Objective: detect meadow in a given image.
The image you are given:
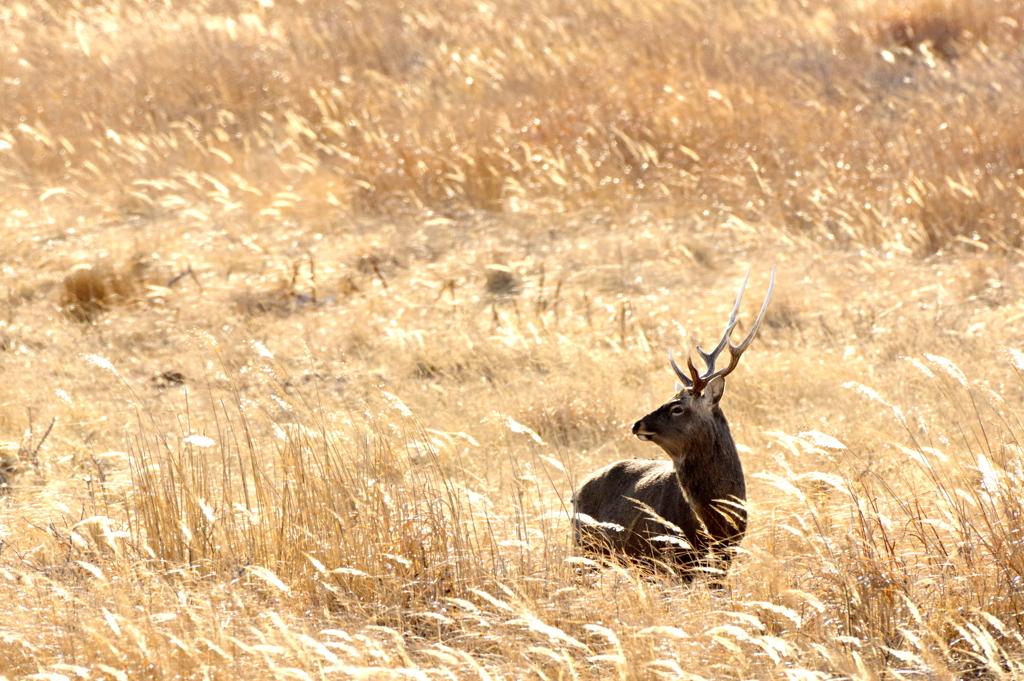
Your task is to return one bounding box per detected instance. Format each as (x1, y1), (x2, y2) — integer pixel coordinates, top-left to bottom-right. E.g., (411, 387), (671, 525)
(2, 0), (1024, 678)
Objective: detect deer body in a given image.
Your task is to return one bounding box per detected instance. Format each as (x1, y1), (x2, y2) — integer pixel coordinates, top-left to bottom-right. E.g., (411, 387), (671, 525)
(572, 269), (773, 580)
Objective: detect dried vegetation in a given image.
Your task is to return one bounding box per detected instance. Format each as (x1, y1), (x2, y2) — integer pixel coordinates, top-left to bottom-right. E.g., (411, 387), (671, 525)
(3, 0), (1024, 678)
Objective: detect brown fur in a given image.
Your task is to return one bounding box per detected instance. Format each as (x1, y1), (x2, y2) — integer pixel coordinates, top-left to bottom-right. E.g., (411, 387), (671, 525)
(572, 376), (747, 580)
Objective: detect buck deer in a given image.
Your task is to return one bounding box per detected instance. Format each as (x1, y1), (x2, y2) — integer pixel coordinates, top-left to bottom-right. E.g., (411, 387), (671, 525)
(572, 268), (775, 581)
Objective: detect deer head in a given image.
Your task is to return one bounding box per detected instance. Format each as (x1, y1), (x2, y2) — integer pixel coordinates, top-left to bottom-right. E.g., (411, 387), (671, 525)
(633, 267), (775, 451)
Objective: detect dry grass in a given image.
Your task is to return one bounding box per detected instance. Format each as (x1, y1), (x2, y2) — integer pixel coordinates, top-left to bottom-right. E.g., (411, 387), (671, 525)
(3, 0), (1024, 678)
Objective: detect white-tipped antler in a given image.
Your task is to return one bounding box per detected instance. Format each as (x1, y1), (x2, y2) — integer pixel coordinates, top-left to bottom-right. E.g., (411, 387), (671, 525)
(670, 266), (775, 395)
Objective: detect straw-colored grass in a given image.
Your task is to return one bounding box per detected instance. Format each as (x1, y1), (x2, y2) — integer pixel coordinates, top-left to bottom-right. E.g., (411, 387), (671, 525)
(3, 0), (1024, 678)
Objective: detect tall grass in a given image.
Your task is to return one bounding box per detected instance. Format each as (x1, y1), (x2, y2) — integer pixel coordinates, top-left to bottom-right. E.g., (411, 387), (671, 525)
(4, 0), (1024, 678)
(6, 281), (1024, 678)
(4, 0), (1024, 251)
(127, 355), (570, 620)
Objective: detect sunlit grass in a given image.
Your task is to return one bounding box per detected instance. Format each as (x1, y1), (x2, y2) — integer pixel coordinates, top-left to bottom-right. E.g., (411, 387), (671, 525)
(3, 0), (1024, 678)
(5, 0), (1024, 252)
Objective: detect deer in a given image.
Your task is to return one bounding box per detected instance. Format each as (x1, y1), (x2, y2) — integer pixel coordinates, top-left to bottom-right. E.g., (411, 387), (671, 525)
(572, 268), (775, 582)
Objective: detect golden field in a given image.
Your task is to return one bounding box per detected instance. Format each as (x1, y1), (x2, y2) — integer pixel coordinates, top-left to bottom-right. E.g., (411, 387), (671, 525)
(2, 0), (1024, 678)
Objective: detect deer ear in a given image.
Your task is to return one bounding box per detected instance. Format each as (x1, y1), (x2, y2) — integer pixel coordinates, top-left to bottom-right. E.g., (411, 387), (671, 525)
(675, 381), (686, 393)
(703, 375), (726, 406)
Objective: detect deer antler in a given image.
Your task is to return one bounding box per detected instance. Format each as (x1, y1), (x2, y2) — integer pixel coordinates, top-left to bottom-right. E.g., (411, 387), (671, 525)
(670, 267), (775, 396)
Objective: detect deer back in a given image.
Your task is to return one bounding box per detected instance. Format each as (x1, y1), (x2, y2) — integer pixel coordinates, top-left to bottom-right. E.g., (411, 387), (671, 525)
(573, 458), (703, 564)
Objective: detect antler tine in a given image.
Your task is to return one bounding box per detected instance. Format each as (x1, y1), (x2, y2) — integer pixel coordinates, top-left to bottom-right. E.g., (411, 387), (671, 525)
(668, 268), (774, 397)
(685, 355), (702, 387)
(668, 349), (693, 387)
(731, 266), (775, 355)
(695, 322), (736, 377)
(695, 268), (749, 378)
(704, 266), (776, 384)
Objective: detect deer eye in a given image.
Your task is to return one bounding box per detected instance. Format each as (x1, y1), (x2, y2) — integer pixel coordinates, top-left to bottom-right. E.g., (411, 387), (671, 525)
(669, 404), (685, 416)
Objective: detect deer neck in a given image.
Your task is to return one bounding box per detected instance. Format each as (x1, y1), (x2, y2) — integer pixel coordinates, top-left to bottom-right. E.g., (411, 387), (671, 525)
(669, 410), (746, 538)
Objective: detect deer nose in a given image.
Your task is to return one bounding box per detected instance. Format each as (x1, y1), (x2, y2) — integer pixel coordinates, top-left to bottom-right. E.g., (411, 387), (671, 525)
(632, 419), (653, 441)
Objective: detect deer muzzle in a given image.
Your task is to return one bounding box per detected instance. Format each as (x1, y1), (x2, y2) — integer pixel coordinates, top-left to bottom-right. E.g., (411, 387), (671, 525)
(632, 419), (653, 441)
